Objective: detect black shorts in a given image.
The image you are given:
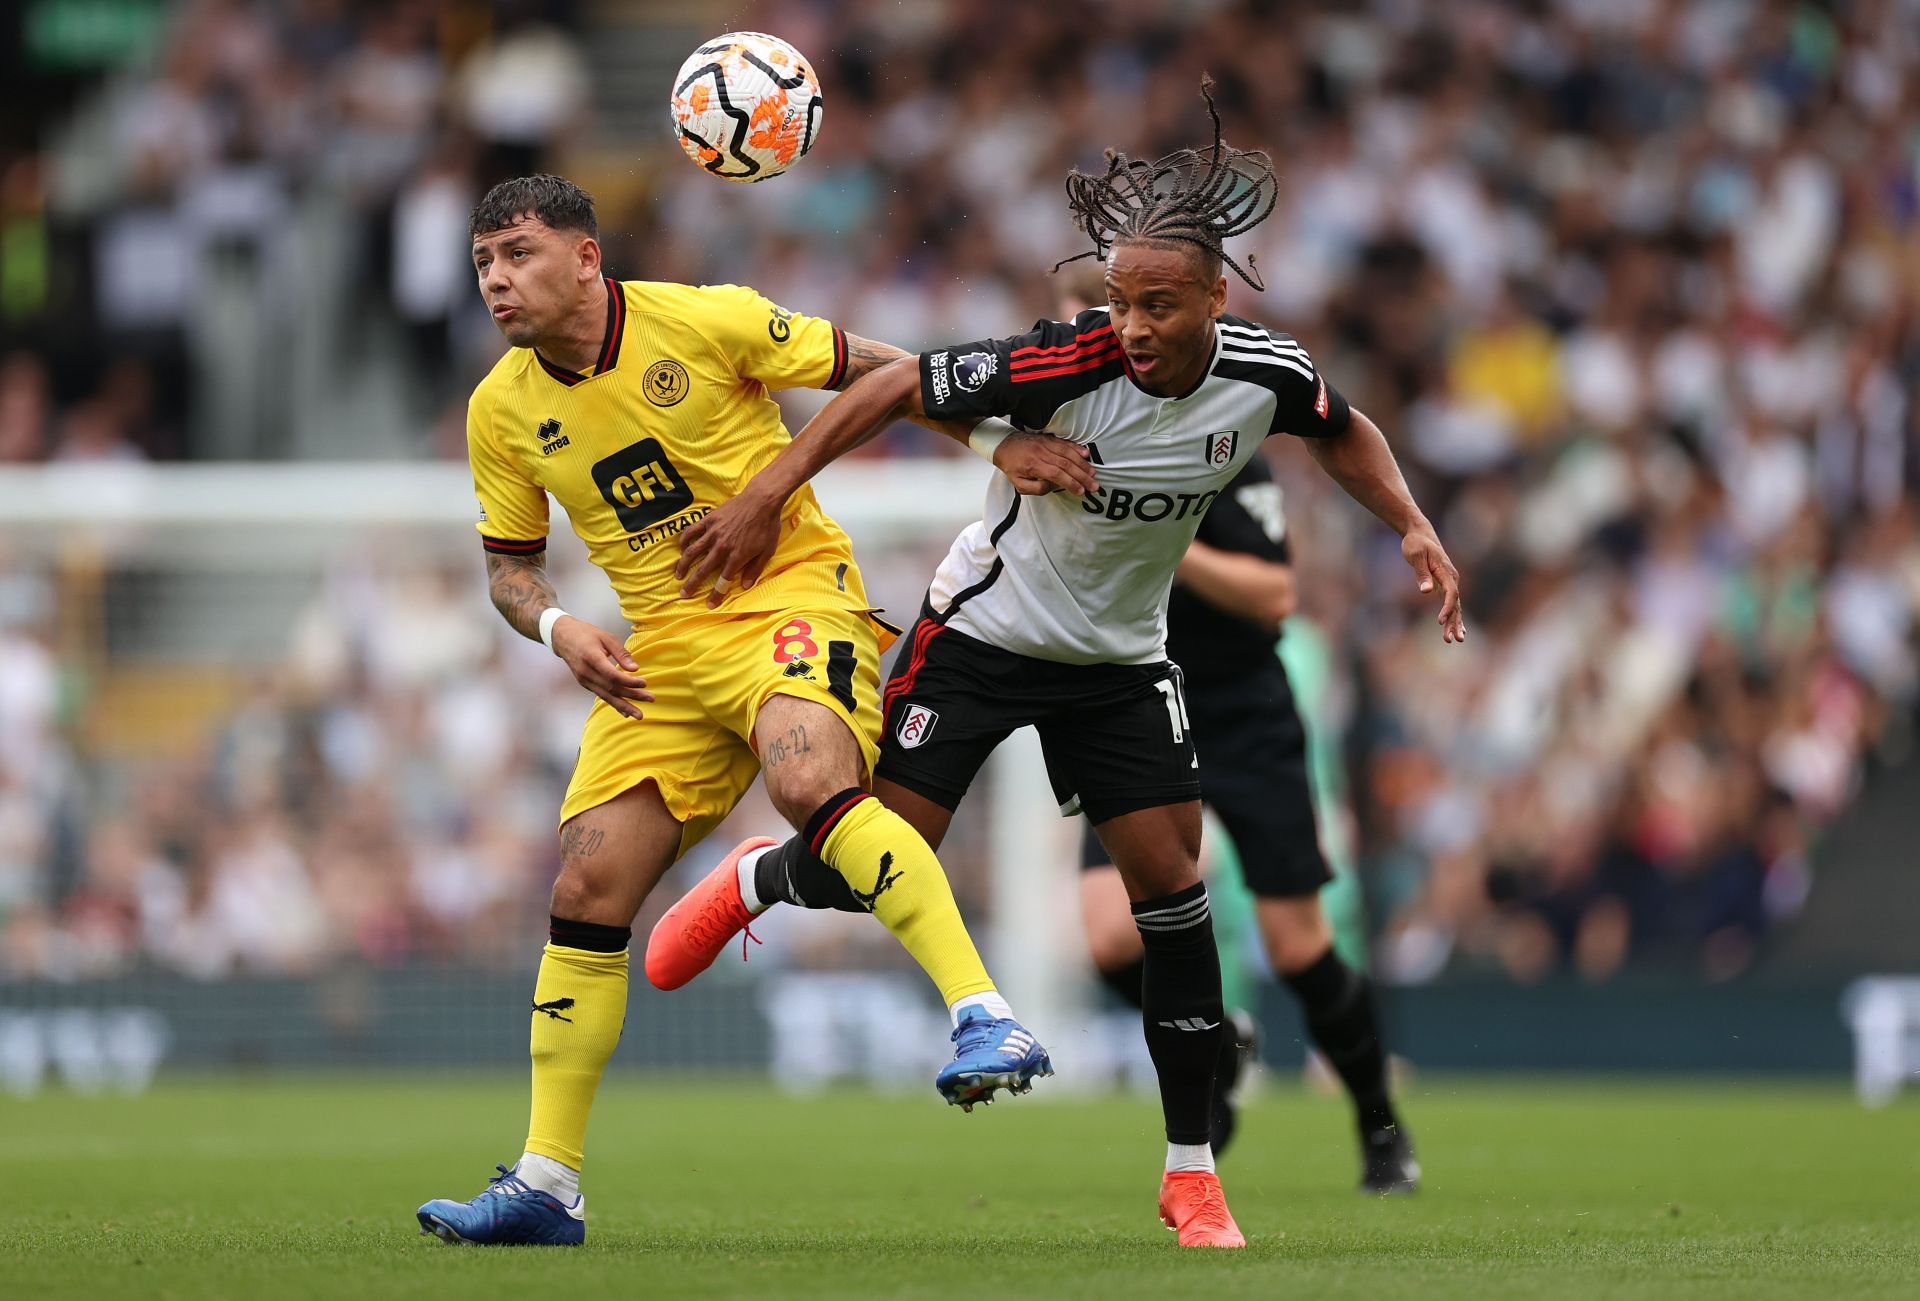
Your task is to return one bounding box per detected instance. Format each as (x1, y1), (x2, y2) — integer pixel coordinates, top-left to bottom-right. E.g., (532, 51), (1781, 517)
(877, 608), (1201, 825)
(1078, 659), (1331, 898)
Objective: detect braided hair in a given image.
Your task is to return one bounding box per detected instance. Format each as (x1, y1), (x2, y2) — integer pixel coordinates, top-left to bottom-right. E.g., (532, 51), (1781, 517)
(1057, 75), (1278, 290)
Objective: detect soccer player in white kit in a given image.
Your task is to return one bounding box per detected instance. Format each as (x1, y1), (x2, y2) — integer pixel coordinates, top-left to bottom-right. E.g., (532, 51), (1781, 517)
(661, 81), (1464, 1247)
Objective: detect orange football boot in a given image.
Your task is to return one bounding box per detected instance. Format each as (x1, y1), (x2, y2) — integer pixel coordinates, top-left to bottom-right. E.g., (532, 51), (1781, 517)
(1157, 1171), (1247, 1248)
(644, 836), (780, 990)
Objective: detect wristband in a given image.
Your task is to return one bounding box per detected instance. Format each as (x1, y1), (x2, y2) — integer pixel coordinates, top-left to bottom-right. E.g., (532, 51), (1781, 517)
(967, 419), (1012, 463)
(538, 607), (570, 652)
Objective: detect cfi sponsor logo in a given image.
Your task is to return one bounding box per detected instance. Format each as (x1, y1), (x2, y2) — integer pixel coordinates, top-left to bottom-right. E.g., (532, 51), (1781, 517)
(952, 350), (997, 393)
(593, 438), (694, 531)
(1203, 429), (1239, 469)
(895, 703), (938, 748)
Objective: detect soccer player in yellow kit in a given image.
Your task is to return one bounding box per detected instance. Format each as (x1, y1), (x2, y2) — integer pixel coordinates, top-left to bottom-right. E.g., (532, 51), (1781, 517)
(414, 176), (1071, 1246)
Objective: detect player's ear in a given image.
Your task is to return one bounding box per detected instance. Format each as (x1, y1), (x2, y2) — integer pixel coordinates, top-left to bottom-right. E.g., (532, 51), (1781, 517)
(1209, 274), (1227, 319)
(577, 236), (602, 282)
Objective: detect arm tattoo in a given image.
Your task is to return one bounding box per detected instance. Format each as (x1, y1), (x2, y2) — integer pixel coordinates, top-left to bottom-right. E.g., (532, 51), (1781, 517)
(486, 551), (560, 642)
(832, 334), (909, 390)
(837, 331), (978, 445)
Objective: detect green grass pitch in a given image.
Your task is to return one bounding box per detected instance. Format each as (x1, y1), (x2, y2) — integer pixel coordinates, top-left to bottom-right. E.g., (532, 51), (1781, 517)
(7, 1075), (1917, 1300)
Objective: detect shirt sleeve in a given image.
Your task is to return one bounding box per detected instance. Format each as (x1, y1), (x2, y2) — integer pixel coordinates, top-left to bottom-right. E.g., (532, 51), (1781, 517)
(1266, 346), (1351, 439)
(919, 311), (1119, 431)
(694, 283), (848, 391)
(468, 397), (549, 555)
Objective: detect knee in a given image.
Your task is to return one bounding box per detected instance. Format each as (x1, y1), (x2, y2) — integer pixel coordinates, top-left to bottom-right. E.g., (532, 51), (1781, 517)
(550, 860), (625, 924)
(1261, 898), (1335, 974)
(762, 765), (850, 831)
(1127, 857), (1202, 905)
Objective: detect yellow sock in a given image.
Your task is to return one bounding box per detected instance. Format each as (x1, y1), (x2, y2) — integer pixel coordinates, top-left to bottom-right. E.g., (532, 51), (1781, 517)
(813, 791), (997, 1005)
(525, 943), (628, 1171)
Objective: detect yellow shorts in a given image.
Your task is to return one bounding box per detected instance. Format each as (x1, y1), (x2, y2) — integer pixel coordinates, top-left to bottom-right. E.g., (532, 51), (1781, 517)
(560, 607), (897, 858)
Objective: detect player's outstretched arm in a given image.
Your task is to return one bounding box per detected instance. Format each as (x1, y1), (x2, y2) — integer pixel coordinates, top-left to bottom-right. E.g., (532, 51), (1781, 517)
(676, 356), (1095, 605)
(836, 333), (979, 445)
(486, 552), (655, 719)
(1304, 409), (1466, 643)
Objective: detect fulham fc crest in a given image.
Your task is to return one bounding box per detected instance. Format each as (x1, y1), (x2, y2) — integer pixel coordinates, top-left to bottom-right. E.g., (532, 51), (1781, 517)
(1203, 430), (1239, 469)
(896, 704), (939, 749)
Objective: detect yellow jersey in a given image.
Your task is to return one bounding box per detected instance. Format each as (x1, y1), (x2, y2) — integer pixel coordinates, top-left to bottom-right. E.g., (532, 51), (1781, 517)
(467, 277), (868, 627)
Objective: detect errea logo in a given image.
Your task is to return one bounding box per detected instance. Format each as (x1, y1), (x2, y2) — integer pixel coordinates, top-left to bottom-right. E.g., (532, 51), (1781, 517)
(536, 418), (571, 456)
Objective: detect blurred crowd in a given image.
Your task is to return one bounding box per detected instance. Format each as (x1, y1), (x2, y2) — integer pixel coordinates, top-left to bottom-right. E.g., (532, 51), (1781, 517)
(0, 0), (589, 458)
(0, 557), (581, 978)
(0, 539), (974, 981)
(2, 0), (1918, 984)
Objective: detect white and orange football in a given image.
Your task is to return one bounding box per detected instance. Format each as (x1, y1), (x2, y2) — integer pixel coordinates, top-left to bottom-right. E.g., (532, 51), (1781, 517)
(669, 32), (823, 183)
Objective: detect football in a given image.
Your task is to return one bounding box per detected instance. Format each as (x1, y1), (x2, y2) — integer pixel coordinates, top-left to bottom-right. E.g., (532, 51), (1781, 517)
(669, 32), (823, 183)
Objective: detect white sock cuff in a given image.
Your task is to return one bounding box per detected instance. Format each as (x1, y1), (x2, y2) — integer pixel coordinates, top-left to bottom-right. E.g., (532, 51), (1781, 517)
(517, 1151), (582, 1202)
(736, 844), (778, 914)
(949, 990), (1014, 1027)
(1165, 1141), (1215, 1174)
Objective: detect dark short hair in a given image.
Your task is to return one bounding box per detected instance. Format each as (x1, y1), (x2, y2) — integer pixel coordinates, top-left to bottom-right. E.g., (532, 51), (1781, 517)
(469, 175), (598, 242)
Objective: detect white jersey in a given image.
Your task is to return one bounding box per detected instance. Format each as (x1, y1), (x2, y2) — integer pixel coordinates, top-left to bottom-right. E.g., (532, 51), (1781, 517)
(917, 309), (1350, 664)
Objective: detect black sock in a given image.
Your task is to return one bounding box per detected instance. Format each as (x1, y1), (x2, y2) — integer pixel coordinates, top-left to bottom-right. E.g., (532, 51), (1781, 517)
(1284, 946), (1397, 1133)
(753, 836), (866, 913)
(1101, 958), (1240, 1086)
(548, 915), (631, 952)
(1133, 883), (1224, 1147)
(1097, 957), (1145, 1009)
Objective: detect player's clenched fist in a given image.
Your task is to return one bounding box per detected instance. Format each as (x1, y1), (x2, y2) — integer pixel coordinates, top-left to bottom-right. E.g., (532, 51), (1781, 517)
(547, 615), (655, 720)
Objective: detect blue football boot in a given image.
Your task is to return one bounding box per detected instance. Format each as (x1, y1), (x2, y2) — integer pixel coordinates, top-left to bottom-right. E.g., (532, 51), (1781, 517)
(416, 1163), (585, 1246)
(935, 1006), (1054, 1112)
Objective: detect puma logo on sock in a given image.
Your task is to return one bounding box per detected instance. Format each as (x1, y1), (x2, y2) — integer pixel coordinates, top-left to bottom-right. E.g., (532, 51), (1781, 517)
(851, 851), (903, 911)
(532, 997), (576, 1022)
